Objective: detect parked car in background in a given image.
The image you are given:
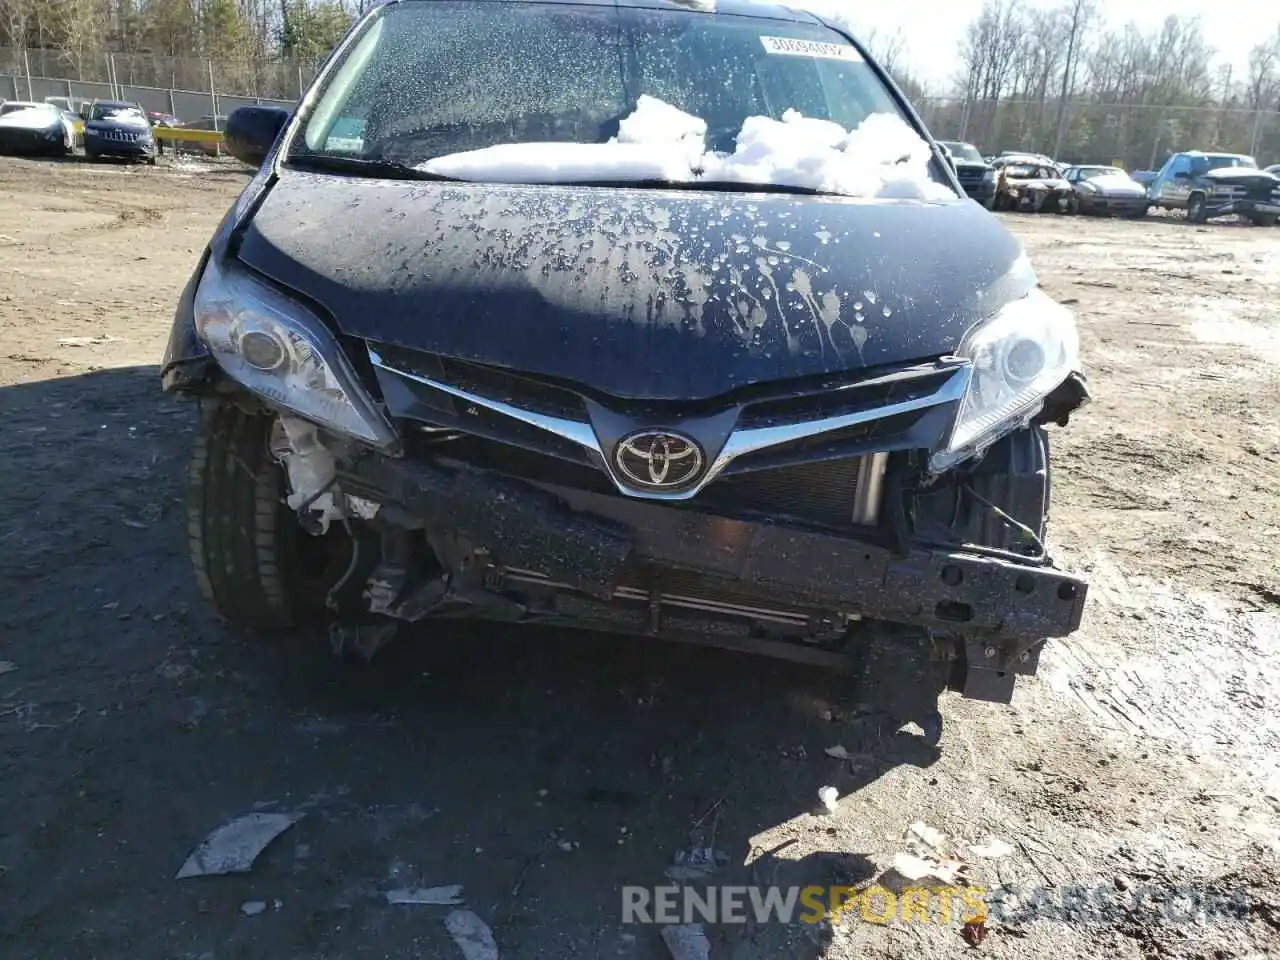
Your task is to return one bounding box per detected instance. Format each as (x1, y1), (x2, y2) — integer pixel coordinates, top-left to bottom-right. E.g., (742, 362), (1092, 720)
(177, 114), (229, 157)
(994, 161), (1073, 213)
(1062, 165), (1148, 218)
(937, 139), (995, 208)
(146, 111), (183, 154)
(162, 0), (1090, 715)
(1147, 151), (1280, 226)
(0, 101), (76, 157)
(84, 100), (157, 164)
(1266, 163), (1280, 176)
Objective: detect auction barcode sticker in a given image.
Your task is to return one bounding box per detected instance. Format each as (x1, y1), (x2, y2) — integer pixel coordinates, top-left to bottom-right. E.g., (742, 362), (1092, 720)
(759, 36), (863, 61)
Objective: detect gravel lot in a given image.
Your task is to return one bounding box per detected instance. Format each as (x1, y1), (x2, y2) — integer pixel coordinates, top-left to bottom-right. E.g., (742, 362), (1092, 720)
(1, 156), (1277, 960)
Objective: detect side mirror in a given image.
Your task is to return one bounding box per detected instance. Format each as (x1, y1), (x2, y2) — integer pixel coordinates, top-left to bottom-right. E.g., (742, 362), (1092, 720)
(224, 105), (291, 168)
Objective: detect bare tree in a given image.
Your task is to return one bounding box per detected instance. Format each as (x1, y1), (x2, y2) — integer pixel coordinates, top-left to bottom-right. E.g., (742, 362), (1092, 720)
(1050, 0), (1095, 158)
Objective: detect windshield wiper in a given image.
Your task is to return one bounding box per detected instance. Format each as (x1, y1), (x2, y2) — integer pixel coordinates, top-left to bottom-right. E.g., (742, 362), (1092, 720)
(286, 153), (462, 182)
(553, 177), (826, 195)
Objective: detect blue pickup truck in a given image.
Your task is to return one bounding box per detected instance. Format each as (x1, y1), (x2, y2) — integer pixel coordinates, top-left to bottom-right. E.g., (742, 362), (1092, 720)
(1147, 151), (1280, 225)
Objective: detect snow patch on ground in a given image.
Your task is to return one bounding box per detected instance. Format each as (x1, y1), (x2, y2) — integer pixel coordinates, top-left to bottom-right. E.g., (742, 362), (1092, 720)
(421, 96), (952, 201)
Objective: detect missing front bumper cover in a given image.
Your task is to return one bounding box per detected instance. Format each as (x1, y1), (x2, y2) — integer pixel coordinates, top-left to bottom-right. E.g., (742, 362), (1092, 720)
(338, 455), (1087, 651)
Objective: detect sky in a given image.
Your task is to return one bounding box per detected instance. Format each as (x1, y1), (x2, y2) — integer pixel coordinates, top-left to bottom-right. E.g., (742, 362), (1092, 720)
(817, 0), (1269, 94)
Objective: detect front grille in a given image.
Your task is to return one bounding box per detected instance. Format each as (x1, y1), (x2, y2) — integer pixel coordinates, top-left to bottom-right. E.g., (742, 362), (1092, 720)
(95, 129), (141, 142)
(1246, 179), (1277, 202)
(737, 366), (955, 428)
(375, 344), (586, 419)
(374, 345), (959, 518)
(700, 456), (863, 526)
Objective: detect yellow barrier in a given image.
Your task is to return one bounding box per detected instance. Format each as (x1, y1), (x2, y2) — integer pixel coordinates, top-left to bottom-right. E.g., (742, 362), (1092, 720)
(152, 126), (226, 144)
(66, 121), (223, 144)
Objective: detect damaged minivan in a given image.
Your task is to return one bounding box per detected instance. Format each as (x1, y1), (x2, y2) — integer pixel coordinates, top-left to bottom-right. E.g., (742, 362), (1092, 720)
(161, 0), (1090, 718)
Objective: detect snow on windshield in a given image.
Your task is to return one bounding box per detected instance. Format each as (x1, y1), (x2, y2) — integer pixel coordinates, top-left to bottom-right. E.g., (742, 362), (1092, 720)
(94, 107), (148, 126)
(421, 96), (953, 201)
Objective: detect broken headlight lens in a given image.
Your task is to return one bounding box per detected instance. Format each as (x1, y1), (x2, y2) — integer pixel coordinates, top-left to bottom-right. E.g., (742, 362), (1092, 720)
(193, 255), (397, 449)
(930, 287), (1079, 472)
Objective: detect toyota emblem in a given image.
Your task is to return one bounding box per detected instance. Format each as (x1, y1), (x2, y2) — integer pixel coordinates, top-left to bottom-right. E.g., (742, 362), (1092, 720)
(614, 431), (705, 490)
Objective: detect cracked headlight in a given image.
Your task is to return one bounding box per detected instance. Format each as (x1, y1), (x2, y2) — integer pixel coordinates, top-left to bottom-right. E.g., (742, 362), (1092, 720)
(194, 255), (398, 448)
(931, 287), (1080, 472)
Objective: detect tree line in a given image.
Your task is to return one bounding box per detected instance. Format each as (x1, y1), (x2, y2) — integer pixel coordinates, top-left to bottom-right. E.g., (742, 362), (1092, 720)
(882, 1), (1280, 167)
(2, 0), (1278, 166)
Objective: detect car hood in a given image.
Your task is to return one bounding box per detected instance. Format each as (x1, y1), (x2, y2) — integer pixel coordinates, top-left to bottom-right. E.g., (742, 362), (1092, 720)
(1084, 174), (1145, 194)
(86, 117), (148, 132)
(1010, 177), (1070, 190)
(235, 170), (1029, 400)
(1202, 167), (1276, 183)
(0, 109), (60, 131)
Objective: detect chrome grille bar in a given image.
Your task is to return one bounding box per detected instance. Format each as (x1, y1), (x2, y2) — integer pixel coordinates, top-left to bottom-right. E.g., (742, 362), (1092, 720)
(369, 346), (969, 502)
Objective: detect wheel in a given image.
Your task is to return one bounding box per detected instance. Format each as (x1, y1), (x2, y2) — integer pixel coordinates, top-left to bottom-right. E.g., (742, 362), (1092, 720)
(1186, 193), (1207, 223)
(186, 399), (356, 629)
(1251, 213), (1278, 227)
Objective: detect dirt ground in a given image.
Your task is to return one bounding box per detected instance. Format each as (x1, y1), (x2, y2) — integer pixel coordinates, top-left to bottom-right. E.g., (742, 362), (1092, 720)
(0, 156), (1277, 960)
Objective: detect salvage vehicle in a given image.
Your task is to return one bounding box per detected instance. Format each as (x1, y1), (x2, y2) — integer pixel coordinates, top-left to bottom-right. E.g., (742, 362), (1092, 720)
(0, 101), (77, 157)
(993, 161), (1073, 213)
(84, 100), (157, 164)
(1062, 165), (1148, 218)
(937, 140), (995, 208)
(161, 0), (1090, 719)
(1147, 151), (1280, 226)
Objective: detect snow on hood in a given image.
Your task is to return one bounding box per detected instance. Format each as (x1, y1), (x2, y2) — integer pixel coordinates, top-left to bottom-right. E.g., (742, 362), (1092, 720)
(0, 107), (62, 131)
(421, 97), (953, 202)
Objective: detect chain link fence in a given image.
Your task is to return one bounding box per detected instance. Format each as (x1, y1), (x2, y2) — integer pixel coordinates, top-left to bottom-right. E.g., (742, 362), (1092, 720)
(3, 45), (1279, 169)
(1, 46), (314, 124)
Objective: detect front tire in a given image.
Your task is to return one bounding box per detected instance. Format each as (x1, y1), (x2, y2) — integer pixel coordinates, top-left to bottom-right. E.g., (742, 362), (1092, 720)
(186, 400), (354, 629)
(1186, 193), (1207, 223)
(1251, 213), (1278, 227)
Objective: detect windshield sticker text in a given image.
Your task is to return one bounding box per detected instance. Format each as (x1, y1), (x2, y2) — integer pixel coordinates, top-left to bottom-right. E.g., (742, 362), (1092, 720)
(759, 36), (863, 62)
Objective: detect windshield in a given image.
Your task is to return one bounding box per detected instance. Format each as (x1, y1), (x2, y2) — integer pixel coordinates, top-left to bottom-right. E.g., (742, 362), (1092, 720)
(941, 141), (983, 163)
(290, 1), (950, 198)
(1191, 154), (1257, 174)
(91, 104), (146, 123)
(1078, 166), (1122, 178)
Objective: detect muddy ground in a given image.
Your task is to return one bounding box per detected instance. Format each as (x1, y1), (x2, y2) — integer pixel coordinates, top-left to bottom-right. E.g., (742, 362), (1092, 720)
(0, 156), (1277, 960)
